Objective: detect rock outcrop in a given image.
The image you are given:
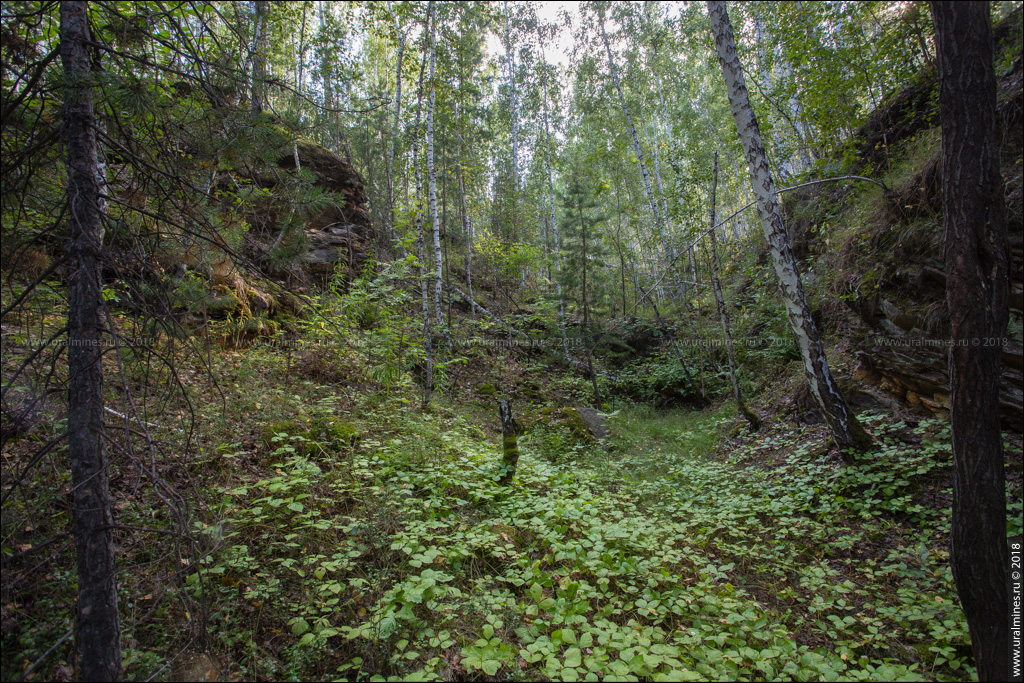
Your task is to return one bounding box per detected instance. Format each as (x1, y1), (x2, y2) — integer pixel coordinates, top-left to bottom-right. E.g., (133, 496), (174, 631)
(276, 141), (374, 279)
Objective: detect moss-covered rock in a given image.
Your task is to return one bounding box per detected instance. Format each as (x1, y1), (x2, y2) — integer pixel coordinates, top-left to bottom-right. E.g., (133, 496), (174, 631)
(523, 405), (594, 442)
(310, 417), (359, 446)
(277, 291), (305, 315)
(205, 291), (243, 317)
(475, 382), (497, 397)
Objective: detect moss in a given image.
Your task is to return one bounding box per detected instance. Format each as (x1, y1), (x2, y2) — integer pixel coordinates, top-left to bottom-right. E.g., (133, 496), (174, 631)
(525, 405), (594, 442)
(499, 434), (521, 485)
(205, 291), (242, 317)
(475, 382), (497, 397)
(277, 291), (305, 315)
(310, 417), (359, 446)
(243, 314), (278, 336)
(559, 407), (594, 441)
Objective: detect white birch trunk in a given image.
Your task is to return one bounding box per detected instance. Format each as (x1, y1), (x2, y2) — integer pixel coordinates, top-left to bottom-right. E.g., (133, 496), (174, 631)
(504, 1), (518, 187)
(708, 153), (758, 429)
(456, 118), (475, 320)
(411, 3), (433, 402)
(426, 16), (443, 328)
(655, 71), (700, 295)
(386, 1), (406, 255)
(708, 0), (867, 450)
(598, 11), (671, 272)
(538, 34), (570, 359)
(251, 0), (267, 113)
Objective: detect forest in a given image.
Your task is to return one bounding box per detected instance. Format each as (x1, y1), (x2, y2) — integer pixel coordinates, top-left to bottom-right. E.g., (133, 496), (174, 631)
(1, 0), (1022, 681)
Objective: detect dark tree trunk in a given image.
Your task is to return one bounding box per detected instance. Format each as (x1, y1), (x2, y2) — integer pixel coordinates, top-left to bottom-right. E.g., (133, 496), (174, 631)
(60, 2), (122, 680)
(932, 3), (1010, 680)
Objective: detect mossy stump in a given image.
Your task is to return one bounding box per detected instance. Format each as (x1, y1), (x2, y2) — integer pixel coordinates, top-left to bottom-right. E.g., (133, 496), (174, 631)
(498, 399), (522, 485)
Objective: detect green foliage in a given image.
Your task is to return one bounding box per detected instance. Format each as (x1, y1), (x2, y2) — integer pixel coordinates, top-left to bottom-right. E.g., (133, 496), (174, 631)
(614, 351), (705, 405)
(178, 392), (996, 681)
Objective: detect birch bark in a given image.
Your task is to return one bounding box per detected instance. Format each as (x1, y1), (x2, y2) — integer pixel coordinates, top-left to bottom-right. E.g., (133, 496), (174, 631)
(598, 9), (674, 285)
(538, 31), (570, 358)
(387, 1), (406, 255)
(708, 153), (759, 430)
(504, 1), (519, 187)
(411, 3), (434, 403)
(708, 0), (868, 452)
(426, 13), (443, 328)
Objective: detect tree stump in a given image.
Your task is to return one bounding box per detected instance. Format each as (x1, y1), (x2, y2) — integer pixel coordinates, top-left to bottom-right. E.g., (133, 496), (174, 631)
(498, 399), (522, 485)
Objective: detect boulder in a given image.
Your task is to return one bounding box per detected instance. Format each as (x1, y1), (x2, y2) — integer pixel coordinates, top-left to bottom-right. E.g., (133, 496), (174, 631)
(574, 406), (608, 440)
(277, 141), (374, 279)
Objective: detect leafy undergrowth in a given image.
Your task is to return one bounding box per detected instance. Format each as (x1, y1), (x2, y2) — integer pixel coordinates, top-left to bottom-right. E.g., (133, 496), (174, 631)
(4, 273), (1018, 682)
(167, 392), (1016, 682)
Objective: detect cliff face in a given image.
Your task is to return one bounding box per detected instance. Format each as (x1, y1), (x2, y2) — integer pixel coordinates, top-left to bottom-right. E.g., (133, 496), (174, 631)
(782, 8), (1023, 428)
(276, 141), (375, 279)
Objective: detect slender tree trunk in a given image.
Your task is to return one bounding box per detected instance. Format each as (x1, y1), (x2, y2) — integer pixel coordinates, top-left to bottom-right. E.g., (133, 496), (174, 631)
(457, 121), (475, 320)
(598, 9), (676, 292)
(708, 153), (759, 430)
(655, 70), (700, 296)
(386, 1), (406, 255)
(426, 11), (443, 329)
(251, 0), (268, 113)
(443, 150), (451, 328)
(60, 3), (122, 680)
(411, 3), (433, 405)
(614, 185), (627, 314)
(578, 198), (602, 406)
(504, 1), (518, 188)
(292, 1), (307, 170)
(538, 33), (570, 358)
(932, 3), (1010, 680)
(640, 108), (682, 292)
(708, 0), (870, 453)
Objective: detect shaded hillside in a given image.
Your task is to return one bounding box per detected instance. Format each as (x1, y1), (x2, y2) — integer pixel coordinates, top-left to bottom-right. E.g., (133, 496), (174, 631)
(778, 7), (1023, 428)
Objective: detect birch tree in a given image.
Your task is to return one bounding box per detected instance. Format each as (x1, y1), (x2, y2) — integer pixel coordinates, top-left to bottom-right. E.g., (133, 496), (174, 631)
(708, 153), (759, 430)
(61, 2), (122, 679)
(504, 1), (519, 188)
(538, 22), (570, 358)
(251, 0), (268, 113)
(386, 0), (406, 254)
(410, 3), (434, 404)
(426, 8), (443, 328)
(597, 5), (679, 296)
(707, 0), (871, 453)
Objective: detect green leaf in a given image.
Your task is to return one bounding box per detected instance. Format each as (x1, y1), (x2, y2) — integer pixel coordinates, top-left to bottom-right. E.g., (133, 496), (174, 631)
(564, 647), (582, 668)
(291, 618), (310, 635)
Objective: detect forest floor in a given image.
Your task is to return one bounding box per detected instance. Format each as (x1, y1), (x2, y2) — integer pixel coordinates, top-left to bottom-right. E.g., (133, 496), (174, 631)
(99, 345), (1024, 680)
(2, 260), (1022, 683)
(3, 282), (1022, 683)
